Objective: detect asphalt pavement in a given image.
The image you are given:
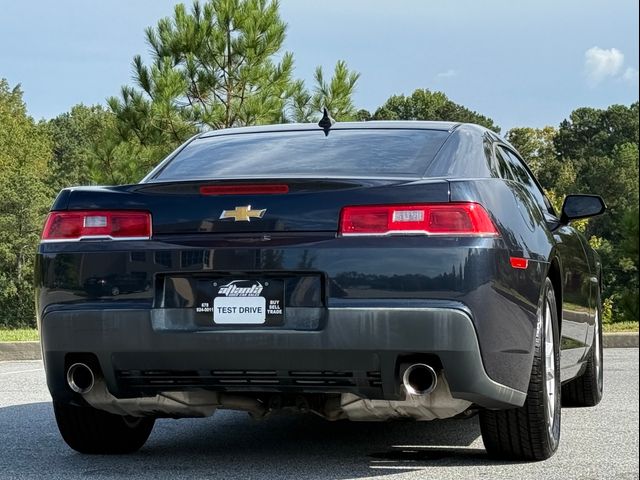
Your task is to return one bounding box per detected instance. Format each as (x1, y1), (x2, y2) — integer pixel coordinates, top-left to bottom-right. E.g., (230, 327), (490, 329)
(0, 349), (638, 479)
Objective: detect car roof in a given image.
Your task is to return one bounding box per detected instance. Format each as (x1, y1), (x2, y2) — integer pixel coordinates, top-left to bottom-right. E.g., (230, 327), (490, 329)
(198, 120), (462, 138)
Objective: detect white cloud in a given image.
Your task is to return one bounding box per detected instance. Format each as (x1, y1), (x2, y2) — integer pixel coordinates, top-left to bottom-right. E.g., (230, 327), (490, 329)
(436, 69), (457, 79)
(584, 47), (624, 86)
(622, 67), (639, 85)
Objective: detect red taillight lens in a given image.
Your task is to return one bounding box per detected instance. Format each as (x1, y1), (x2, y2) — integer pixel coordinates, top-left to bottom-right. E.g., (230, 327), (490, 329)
(41, 211), (152, 242)
(339, 203), (498, 236)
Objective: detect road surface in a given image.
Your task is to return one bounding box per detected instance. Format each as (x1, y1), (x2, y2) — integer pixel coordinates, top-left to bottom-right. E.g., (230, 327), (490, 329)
(0, 349), (638, 479)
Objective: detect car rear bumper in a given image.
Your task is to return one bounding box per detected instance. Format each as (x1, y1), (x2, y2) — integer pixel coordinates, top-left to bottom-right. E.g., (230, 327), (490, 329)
(40, 302), (527, 409)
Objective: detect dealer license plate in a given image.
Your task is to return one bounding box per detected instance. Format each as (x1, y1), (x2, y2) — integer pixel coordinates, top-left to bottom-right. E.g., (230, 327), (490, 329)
(211, 279), (284, 325)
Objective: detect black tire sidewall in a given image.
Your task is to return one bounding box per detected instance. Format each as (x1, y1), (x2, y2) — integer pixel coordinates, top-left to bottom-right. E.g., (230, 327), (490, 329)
(594, 291), (604, 399)
(53, 402), (155, 454)
(541, 279), (561, 451)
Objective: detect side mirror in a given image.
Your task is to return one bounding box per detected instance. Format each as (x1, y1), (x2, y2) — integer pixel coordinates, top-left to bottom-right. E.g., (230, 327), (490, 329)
(561, 195), (606, 224)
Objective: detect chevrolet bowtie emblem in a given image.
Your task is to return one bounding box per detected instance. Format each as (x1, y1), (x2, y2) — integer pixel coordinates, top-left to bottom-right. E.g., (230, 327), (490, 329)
(219, 205), (266, 222)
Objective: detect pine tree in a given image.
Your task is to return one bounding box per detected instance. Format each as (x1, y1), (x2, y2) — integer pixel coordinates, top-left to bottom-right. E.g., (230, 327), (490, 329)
(288, 61), (361, 122)
(109, 0), (361, 150)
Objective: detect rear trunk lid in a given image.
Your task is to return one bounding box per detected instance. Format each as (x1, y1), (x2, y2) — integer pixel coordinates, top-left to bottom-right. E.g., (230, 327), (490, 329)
(59, 178), (450, 234)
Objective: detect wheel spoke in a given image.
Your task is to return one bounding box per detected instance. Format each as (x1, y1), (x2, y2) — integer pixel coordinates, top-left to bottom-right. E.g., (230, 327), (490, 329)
(544, 300), (556, 429)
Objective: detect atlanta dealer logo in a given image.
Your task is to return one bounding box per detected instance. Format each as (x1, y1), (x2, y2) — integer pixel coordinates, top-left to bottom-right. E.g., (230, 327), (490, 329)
(217, 280), (264, 297)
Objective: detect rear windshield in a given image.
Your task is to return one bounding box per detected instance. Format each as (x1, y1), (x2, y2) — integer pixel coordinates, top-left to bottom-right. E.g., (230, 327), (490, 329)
(153, 129), (450, 180)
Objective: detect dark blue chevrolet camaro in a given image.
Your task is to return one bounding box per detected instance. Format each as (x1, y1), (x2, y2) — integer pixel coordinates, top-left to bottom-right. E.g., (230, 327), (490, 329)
(36, 121), (606, 460)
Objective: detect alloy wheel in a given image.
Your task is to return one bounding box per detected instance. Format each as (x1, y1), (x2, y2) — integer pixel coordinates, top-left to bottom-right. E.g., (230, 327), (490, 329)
(544, 299), (557, 432)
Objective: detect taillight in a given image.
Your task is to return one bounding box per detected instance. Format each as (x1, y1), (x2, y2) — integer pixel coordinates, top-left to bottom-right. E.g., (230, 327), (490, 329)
(41, 211), (152, 242)
(339, 203), (498, 236)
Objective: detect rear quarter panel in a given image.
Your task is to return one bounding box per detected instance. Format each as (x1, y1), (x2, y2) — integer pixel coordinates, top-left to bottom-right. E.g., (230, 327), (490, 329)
(450, 179), (552, 387)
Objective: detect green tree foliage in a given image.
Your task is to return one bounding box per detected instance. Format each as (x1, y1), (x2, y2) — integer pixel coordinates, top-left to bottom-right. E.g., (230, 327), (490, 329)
(110, 0), (359, 135)
(373, 89), (500, 132)
(105, 0), (361, 182)
(555, 104), (639, 160)
(46, 104), (110, 190)
(354, 109), (372, 121)
(111, 0), (292, 136)
(509, 103), (639, 322)
(87, 130), (176, 185)
(555, 106), (639, 322)
(0, 80), (52, 327)
(46, 105), (169, 186)
(287, 61), (361, 122)
(616, 208), (639, 322)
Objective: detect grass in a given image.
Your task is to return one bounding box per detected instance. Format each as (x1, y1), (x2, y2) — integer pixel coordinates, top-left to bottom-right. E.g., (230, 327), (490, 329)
(604, 321), (639, 333)
(0, 328), (39, 342)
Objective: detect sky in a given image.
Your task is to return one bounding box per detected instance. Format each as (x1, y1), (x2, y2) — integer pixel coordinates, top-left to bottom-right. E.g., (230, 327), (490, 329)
(0, 0), (638, 132)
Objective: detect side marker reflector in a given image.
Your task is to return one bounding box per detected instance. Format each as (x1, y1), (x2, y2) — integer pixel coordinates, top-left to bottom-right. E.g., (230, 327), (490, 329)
(510, 257), (529, 269)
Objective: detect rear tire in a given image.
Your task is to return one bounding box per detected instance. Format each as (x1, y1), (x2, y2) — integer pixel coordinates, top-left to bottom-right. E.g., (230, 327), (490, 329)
(562, 297), (603, 407)
(53, 402), (155, 454)
(479, 278), (561, 461)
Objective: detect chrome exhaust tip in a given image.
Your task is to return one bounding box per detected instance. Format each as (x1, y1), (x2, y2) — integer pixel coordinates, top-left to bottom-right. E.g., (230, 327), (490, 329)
(66, 363), (95, 394)
(402, 363), (438, 396)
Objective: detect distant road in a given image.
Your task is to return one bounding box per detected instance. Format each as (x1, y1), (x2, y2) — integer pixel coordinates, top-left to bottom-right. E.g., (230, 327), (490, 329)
(1, 349), (638, 480)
